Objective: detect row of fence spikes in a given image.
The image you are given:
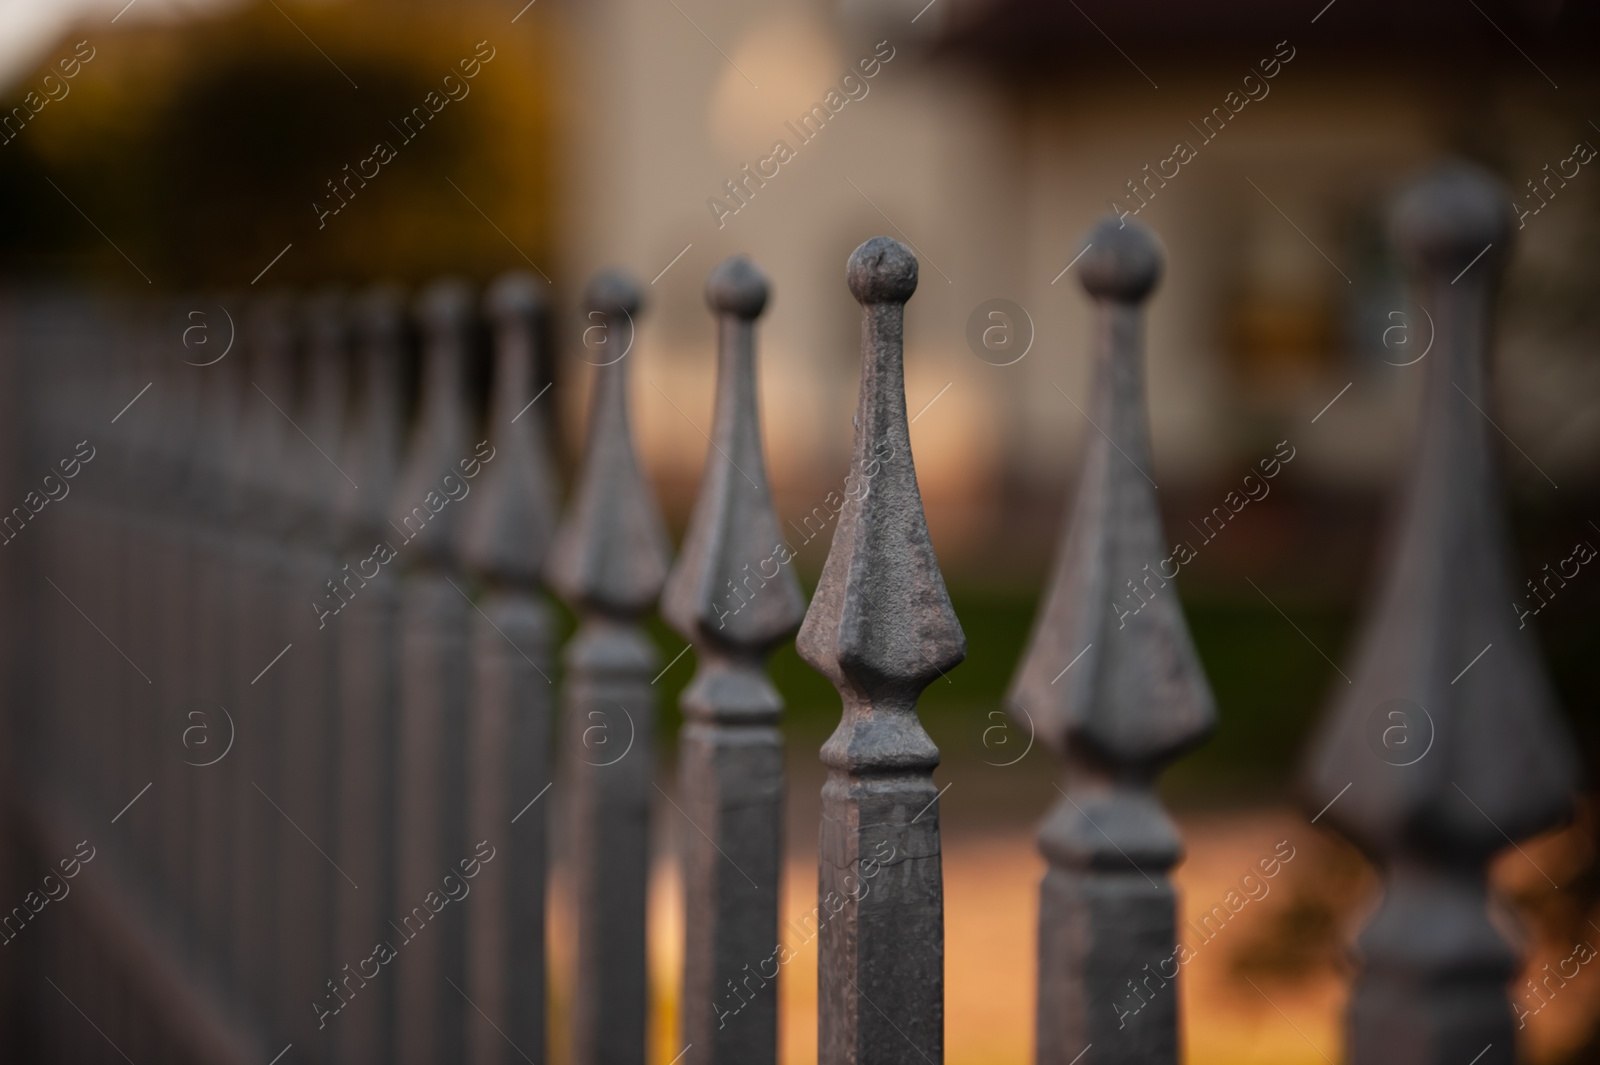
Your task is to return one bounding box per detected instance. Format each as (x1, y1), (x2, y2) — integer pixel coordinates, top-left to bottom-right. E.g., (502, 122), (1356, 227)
(12, 158), (1574, 1065)
(18, 271), (568, 1065)
(1007, 161), (1576, 1065)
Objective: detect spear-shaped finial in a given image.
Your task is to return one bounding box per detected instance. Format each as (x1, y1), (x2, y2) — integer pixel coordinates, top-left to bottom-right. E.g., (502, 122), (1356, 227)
(1304, 162), (1577, 1065)
(549, 269), (671, 1065)
(239, 291), (300, 539)
(393, 277), (480, 1064)
(331, 282), (407, 1065)
(390, 277), (476, 570)
(1008, 216), (1214, 1065)
(663, 256), (804, 654)
(663, 256), (805, 1065)
(799, 238), (964, 702)
(299, 287), (351, 537)
(798, 236), (964, 1065)
(546, 271), (670, 613)
(458, 271), (562, 1063)
(460, 271), (560, 588)
(336, 282), (407, 550)
(232, 290), (302, 1026)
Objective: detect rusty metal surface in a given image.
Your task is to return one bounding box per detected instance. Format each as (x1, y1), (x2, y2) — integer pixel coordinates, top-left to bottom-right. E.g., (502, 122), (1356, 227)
(1008, 217), (1216, 1065)
(547, 269), (671, 1065)
(662, 255), (806, 1065)
(798, 236), (966, 1065)
(1304, 162), (1579, 1065)
(461, 271), (560, 1065)
(0, 169), (1582, 1065)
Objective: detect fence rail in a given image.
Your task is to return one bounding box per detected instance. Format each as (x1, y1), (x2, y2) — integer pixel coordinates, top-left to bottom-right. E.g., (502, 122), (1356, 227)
(0, 160), (1576, 1065)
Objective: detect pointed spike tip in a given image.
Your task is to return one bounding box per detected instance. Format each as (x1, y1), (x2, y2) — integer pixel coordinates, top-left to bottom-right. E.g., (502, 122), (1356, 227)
(705, 255), (769, 319)
(486, 270), (546, 322)
(417, 276), (476, 330)
(1079, 217), (1162, 301)
(1393, 161), (1513, 277)
(847, 236), (918, 304)
(585, 269), (644, 317)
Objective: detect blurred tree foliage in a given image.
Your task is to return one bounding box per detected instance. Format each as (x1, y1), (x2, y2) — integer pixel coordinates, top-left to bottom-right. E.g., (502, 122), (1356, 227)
(0, 0), (559, 288)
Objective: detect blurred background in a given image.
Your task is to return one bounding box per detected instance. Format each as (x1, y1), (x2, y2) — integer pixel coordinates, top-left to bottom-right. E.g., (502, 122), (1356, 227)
(2, 0), (1598, 1063)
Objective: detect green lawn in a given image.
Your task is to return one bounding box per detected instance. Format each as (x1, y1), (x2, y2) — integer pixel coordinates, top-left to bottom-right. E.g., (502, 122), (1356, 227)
(562, 573), (1595, 811)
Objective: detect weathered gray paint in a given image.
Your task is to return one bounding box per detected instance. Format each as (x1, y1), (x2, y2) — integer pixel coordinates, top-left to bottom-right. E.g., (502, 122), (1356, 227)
(150, 316), (201, 972)
(662, 256), (806, 1065)
(187, 320), (241, 989)
(238, 292), (298, 1047)
(546, 269), (671, 1065)
(1304, 162), (1579, 1065)
(10, 168), (1590, 1065)
(459, 271), (561, 1065)
(392, 279), (478, 1065)
(797, 237), (966, 1065)
(1007, 217), (1215, 1065)
(333, 283), (408, 1065)
(275, 288), (349, 1065)
(203, 301), (253, 990)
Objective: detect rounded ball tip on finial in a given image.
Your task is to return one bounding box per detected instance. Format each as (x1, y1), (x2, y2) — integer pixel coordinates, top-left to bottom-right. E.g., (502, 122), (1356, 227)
(705, 255), (770, 318)
(486, 270), (546, 323)
(847, 236), (918, 304)
(585, 269), (644, 318)
(1392, 161), (1513, 278)
(417, 276), (476, 332)
(1078, 217), (1163, 301)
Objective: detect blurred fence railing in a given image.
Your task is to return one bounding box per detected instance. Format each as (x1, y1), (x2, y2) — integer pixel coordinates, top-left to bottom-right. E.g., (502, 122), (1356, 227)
(0, 160), (1575, 1065)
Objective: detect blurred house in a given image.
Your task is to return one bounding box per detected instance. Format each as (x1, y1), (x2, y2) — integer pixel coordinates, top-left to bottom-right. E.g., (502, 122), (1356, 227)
(555, 0), (1600, 572)
(0, 0), (1594, 577)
